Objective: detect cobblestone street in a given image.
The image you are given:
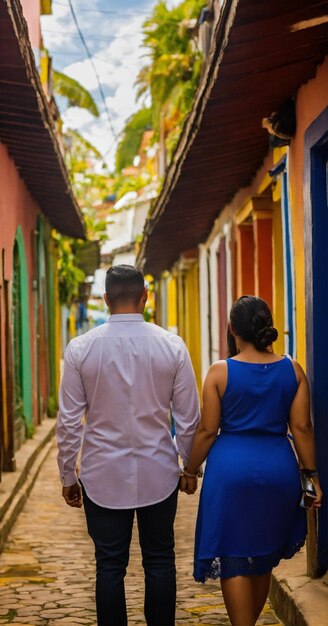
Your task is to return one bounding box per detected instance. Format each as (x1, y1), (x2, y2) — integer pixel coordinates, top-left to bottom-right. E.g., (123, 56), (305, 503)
(0, 443), (282, 626)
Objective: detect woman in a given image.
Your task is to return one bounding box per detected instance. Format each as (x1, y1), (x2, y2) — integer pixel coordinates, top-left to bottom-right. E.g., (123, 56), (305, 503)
(180, 295), (323, 626)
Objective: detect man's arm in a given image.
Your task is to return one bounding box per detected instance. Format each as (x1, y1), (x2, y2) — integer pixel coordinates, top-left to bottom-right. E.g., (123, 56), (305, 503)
(57, 342), (87, 507)
(171, 341), (200, 466)
(180, 361), (223, 495)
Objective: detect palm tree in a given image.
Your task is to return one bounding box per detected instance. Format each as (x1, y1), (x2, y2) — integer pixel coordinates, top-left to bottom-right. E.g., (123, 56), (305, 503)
(135, 0), (204, 157)
(53, 70), (99, 117)
(115, 108), (152, 172)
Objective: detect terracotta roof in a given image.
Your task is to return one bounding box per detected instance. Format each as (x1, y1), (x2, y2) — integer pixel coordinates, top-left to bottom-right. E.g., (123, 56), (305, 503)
(138, 0), (328, 277)
(0, 0), (85, 239)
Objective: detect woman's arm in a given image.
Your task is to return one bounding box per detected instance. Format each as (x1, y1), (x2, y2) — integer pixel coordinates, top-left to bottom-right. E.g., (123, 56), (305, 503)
(289, 361), (323, 508)
(180, 361), (226, 494)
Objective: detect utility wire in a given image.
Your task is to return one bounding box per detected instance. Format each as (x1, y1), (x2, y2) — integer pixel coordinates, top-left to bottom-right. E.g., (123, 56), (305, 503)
(67, 0), (118, 142)
(53, 1), (151, 14)
(46, 49), (142, 70)
(42, 28), (144, 41)
(52, 1), (183, 24)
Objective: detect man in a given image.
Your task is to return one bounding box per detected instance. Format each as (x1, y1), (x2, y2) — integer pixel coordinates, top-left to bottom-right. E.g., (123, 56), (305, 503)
(57, 265), (200, 626)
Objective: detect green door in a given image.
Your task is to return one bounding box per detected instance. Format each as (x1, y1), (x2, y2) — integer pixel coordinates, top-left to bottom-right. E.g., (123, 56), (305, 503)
(12, 242), (25, 449)
(12, 228), (33, 448)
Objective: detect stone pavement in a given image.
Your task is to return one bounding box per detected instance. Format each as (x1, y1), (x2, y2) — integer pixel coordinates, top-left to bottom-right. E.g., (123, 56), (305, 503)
(0, 443), (282, 626)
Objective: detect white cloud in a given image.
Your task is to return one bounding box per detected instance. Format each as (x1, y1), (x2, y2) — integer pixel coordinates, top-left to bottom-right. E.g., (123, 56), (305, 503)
(41, 1), (157, 169)
(62, 60), (103, 91)
(62, 107), (96, 129)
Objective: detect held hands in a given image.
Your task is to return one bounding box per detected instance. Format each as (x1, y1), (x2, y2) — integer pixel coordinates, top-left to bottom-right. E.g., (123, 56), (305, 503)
(312, 477), (323, 509)
(62, 482), (83, 508)
(179, 469), (198, 495)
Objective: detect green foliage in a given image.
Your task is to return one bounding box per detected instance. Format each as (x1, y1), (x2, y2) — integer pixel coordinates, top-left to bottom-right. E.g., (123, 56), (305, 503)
(55, 235), (86, 305)
(56, 130), (110, 306)
(135, 0), (204, 149)
(53, 70), (99, 117)
(112, 172), (152, 201)
(26, 423), (36, 438)
(112, 1), (204, 201)
(47, 395), (57, 418)
(64, 130), (111, 221)
(115, 108), (152, 172)
(67, 129), (102, 159)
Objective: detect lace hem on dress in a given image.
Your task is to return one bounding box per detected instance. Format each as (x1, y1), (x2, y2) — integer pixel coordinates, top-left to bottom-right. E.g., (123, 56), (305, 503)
(194, 539), (305, 582)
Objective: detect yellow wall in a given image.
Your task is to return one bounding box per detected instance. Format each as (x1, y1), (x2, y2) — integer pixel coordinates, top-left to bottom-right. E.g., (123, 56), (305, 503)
(182, 263), (202, 394)
(41, 0), (52, 15)
(154, 267), (201, 392)
(166, 275), (178, 333)
(177, 271), (186, 340)
(69, 304), (77, 339)
(270, 149), (286, 355)
(272, 197), (285, 355)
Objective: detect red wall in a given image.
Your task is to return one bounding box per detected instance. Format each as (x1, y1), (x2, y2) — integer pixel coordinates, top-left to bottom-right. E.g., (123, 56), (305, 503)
(0, 143), (40, 422)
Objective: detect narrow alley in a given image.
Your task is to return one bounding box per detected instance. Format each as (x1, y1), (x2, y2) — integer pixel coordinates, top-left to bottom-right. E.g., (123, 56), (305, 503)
(1, 2), (327, 625)
(0, 444), (281, 626)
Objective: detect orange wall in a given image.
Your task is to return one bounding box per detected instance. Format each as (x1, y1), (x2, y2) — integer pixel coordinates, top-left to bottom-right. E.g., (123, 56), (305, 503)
(288, 56), (328, 369)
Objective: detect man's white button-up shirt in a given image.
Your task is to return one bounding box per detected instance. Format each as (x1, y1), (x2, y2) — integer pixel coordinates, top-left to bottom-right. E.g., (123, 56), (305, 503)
(57, 314), (200, 509)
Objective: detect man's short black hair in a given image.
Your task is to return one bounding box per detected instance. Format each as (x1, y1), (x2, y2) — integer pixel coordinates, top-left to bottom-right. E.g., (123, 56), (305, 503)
(105, 264), (145, 306)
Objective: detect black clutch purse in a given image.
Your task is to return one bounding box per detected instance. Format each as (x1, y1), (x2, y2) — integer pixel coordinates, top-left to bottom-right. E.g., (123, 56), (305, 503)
(299, 470), (317, 509)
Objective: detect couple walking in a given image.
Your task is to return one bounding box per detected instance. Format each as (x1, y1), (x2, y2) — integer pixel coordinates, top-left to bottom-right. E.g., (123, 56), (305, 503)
(57, 264), (322, 626)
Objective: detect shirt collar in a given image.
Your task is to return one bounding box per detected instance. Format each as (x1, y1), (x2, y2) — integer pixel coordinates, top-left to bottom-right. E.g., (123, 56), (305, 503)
(108, 314), (144, 323)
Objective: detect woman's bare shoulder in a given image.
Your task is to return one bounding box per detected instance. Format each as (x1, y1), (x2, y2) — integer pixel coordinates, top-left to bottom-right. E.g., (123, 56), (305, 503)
(289, 358), (307, 384)
(209, 359), (227, 372)
(206, 360), (227, 382)
(206, 360), (228, 397)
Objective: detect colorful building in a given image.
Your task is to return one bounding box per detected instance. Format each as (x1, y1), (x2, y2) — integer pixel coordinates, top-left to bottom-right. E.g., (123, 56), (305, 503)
(0, 0), (85, 474)
(138, 0), (328, 581)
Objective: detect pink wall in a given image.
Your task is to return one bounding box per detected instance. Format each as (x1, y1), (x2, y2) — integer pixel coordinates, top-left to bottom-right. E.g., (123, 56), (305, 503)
(0, 144), (39, 279)
(20, 0), (41, 51)
(0, 143), (40, 421)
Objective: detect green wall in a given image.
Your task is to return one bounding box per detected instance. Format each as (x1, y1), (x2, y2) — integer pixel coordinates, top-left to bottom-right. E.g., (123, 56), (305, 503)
(38, 217), (56, 415)
(15, 226), (33, 432)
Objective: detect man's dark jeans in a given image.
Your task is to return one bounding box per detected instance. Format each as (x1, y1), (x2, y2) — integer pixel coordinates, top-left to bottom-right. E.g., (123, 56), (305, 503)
(81, 483), (179, 626)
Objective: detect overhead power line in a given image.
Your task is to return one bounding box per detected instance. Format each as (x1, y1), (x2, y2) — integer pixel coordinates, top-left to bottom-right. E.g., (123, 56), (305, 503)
(42, 28), (143, 41)
(45, 49), (142, 70)
(52, 1), (184, 23)
(66, 0), (118, 142)
(53, 1), (151, 14)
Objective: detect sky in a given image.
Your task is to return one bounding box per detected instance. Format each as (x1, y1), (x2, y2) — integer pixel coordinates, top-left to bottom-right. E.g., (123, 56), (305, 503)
(41, 0), (180, 170)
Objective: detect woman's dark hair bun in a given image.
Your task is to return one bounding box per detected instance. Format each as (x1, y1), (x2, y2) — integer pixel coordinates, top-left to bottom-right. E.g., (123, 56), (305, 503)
(253, 326), (278, 350)
(227, 295), (278, 356)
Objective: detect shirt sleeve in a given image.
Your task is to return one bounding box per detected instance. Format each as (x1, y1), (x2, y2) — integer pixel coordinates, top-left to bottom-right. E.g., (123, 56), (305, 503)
(171, 341), (200, 466)
(56, 341), (87, 487)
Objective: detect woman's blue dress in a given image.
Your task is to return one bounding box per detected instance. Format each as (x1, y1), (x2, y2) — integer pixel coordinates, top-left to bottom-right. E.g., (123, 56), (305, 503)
(194, 357), (307, 581)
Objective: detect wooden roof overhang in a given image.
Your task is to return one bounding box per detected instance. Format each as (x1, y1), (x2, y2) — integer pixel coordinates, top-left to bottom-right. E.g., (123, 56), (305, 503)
(138, 0), (328, 277)
(0, 0), (86, 239)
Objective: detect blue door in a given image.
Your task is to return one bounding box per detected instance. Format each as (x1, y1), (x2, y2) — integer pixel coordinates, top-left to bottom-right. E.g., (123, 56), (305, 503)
(269, 155), (296, 357)
(305, 108), (328, 575)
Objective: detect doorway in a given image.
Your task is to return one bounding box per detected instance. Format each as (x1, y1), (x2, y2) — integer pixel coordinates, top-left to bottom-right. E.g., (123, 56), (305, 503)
(304, 107), (328, 575)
